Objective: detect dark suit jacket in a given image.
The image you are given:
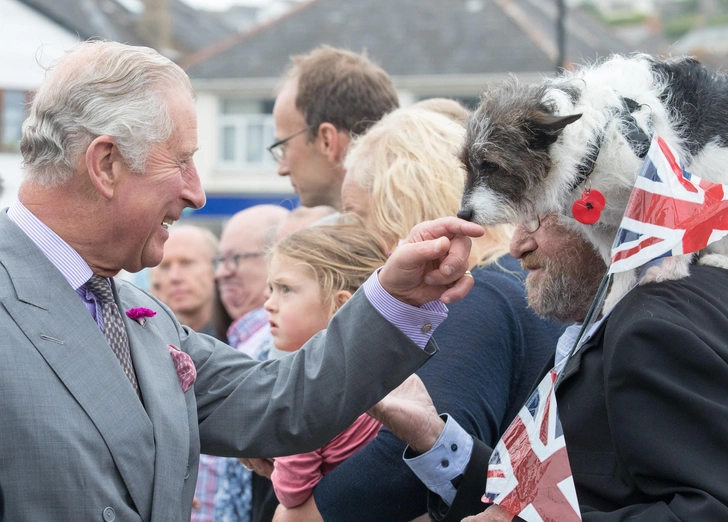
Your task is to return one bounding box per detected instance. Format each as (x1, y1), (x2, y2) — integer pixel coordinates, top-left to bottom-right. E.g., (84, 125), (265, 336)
(431, 265), (728, 521)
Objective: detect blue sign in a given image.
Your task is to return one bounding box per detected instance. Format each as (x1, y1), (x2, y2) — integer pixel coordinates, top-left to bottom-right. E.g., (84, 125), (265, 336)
(183, 194), (301, 217)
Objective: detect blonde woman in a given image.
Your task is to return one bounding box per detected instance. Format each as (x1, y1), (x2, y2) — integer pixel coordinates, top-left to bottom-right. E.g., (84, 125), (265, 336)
(276, 104), (566, 522)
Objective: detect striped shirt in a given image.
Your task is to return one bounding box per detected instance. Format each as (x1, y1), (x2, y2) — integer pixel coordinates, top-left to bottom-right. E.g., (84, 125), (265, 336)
(7, 200), (106, 330)
(363, 268), (446, 349)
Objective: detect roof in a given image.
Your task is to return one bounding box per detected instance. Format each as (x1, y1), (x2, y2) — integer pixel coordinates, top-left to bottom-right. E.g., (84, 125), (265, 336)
(183, 0), (632, 80)
(17, 0), (236, 56)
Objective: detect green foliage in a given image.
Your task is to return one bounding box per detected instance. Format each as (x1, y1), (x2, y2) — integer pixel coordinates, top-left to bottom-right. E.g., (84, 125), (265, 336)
(663, 13), (728, 39)
(603, 13), (649, 26)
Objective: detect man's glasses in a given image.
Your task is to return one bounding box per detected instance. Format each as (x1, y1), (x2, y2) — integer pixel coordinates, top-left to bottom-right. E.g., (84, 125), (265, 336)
(521, 215), (541, 234)
(267, 126), (314, 163)
(212, 252), (265, 271)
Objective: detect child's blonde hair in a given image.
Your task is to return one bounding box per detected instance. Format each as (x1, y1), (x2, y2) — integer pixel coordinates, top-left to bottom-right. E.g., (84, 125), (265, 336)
(270, 217), (389, 317)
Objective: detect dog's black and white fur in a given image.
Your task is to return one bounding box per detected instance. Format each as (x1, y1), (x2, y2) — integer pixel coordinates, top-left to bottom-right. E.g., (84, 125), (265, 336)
(459, 54), (728, 307)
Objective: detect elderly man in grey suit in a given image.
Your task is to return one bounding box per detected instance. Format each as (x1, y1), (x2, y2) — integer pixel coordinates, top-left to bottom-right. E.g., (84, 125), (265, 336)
(0, 41), (482, 522)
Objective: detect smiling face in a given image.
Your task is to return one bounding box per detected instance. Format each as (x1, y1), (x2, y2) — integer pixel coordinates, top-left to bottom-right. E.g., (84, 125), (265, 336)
(108, 88), (205, 272)
(264, 254), (331, 353)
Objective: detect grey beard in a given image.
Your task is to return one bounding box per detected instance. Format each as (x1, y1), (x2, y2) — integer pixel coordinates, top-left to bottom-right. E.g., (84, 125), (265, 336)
(526, 253), (605, 324)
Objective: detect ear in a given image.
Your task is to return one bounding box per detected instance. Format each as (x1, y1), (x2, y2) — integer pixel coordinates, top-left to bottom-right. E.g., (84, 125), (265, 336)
(85, 135), (125, 199)
(333, 289), (352, 310)
(316, 123), (351, 164)
(527, 113), (582, 150)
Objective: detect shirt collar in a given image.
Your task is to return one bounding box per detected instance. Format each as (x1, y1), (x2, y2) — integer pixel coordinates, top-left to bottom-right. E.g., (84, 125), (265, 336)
(7, 199), (93, 290)
(227, 306), (270, 346)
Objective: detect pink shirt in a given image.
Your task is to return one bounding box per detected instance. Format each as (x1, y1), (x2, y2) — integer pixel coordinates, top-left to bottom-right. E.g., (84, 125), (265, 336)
(271, 413), (382, 508)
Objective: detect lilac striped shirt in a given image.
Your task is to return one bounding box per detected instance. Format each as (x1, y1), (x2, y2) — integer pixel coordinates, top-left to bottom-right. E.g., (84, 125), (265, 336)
(7, 200), (105, 330)
(363, 268), (447, 349)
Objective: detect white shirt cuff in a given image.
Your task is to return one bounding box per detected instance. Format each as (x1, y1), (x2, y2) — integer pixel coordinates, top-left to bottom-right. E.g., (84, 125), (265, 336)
(403, 414), (474, 506)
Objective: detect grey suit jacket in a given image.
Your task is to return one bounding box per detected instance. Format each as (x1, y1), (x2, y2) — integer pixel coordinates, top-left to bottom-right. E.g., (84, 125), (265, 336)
(0, 212), (435, 522)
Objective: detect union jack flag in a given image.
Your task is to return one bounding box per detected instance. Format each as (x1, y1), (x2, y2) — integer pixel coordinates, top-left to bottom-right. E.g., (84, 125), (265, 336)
(609, 136), (728, 274)
(484, 369), (581, 522)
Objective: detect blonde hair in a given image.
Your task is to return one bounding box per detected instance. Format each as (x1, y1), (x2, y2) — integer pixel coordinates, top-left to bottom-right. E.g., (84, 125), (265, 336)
(344, 106), (513, 266)
(270, 217), (389, 317)
(412, 97), (470, 125)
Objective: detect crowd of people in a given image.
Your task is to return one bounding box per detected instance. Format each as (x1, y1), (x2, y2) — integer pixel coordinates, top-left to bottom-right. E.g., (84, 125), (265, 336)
(1, 38), (727, 522)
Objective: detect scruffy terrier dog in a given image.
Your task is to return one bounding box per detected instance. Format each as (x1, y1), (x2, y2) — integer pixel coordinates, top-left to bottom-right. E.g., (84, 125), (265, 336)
(458, 54), (728, 307)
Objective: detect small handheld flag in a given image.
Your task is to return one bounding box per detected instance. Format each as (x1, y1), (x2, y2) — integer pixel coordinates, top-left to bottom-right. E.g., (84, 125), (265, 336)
(483, 369), (581, 522)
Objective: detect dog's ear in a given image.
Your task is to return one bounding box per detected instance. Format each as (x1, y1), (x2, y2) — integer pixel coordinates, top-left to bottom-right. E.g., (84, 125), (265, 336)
(527, 113), (582, 149)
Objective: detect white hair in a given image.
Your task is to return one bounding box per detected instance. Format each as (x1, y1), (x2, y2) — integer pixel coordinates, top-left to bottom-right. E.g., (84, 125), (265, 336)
(21, 40), (195, 186)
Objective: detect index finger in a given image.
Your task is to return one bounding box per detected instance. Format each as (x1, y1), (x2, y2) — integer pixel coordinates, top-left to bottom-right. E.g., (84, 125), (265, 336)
(422, 233), (473, 286)
(406, 217), (484, 244)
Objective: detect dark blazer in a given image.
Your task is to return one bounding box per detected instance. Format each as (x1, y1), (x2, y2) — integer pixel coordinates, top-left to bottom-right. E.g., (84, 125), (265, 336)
(431, 265), (728, 521)
(314, 256), (564, 521)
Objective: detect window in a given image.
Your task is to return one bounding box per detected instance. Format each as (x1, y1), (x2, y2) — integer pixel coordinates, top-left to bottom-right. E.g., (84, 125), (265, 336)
(0, 90), (29, 153)
(219, 99), (276, 168)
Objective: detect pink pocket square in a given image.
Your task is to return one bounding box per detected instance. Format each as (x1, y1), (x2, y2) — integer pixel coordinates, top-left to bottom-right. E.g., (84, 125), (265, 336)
(168, 344), (196, 393)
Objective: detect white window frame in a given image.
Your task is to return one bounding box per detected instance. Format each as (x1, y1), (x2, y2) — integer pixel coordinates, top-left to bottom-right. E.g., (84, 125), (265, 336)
(218, 113), (276, 170)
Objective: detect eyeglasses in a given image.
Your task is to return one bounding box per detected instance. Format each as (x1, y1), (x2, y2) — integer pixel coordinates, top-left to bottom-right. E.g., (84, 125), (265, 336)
(212, 252), (265, 271)
(520, 215), (541, 234)
(267, 126), (314, 163)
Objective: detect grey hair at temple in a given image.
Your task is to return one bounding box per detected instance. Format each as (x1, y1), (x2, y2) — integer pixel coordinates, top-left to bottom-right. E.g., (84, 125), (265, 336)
(20, 40), (194, 186)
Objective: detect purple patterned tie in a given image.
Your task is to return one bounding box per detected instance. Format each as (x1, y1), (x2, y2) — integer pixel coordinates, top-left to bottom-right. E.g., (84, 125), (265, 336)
(86, 275), (140, 397)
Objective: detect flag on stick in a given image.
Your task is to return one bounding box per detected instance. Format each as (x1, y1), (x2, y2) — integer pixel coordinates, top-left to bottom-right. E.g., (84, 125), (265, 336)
(483, 369), (581, 522)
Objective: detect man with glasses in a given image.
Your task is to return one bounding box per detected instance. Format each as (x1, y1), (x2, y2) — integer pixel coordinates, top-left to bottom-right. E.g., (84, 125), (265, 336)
(357, 214), (606, 521)
(270, 46), (399, 209)
(211, 204), (289, 521)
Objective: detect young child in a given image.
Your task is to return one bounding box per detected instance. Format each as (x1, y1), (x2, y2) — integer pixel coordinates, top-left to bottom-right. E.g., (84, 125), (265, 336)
(263, 220), (390, 509)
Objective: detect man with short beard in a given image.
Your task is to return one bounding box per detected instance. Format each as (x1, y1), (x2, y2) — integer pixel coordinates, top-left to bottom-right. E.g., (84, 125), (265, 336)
(368, 210), (728, 521)
(518, 216), (604, 324)
(371, 214), (606, 522)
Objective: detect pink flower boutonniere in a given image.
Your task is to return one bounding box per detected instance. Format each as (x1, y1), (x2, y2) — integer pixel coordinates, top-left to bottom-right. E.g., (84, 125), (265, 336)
(126, 307), (156, 326)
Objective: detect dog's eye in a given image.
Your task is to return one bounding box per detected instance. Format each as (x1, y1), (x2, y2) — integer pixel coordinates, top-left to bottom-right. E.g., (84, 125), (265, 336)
(479, 160), (500, 172)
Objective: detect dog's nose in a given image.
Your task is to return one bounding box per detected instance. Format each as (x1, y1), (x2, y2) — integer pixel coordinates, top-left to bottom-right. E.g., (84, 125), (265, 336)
(457, 208), (474, 221)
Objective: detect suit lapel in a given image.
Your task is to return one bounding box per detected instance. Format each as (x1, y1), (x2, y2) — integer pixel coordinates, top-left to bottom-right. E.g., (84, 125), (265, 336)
(557, 323), (606, 385)
(0, 214), (156, 520)
(117, 282), (190, 520)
